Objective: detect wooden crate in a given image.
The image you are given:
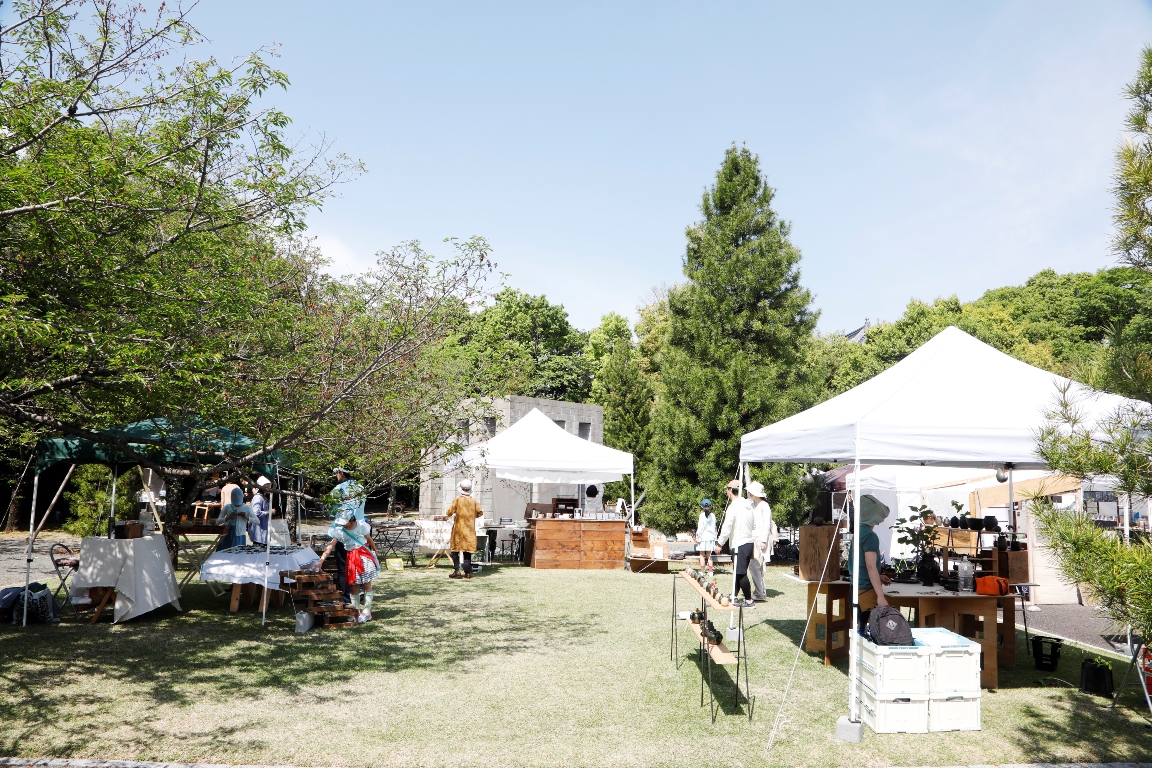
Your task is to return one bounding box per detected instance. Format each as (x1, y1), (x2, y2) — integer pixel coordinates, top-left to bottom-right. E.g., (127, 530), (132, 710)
(997, 548), (1030, 584)
(799, 524), (840, 581)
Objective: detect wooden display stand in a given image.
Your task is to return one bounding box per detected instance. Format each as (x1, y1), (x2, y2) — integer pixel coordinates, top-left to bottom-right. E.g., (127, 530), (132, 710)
(803, 580), (852, 665)
(798, 524), (841, 581)
(670, 571), (754, 722)
(528, 518), (626, 569)
(281, 569), (357, 628)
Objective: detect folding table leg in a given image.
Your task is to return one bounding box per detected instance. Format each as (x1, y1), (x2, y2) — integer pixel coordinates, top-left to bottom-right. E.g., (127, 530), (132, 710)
(90, 588), (114, 624)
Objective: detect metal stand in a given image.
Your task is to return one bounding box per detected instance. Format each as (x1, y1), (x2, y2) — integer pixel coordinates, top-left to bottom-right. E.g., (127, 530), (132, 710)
(670, 572), (754, 722)
(1110, 641), (1152, 717)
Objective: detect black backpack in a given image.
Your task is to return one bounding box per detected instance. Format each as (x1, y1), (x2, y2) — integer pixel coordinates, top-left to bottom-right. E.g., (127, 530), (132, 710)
(863, 606), (914, 646)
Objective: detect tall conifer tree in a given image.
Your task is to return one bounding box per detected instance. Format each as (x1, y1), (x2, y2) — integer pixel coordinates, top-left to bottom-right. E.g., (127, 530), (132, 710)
(643, 146), (817, 532)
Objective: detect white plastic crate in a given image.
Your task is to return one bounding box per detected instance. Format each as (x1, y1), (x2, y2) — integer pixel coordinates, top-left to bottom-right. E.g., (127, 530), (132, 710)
(912, 627), (981, 692)
(856, 632), (931, 694)
(928, 690), (982, 732)
(856, 680), (929, 734)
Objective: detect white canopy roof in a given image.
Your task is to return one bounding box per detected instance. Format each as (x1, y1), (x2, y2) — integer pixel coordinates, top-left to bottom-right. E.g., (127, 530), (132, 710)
(461, 408), (634, 484)
(741, 326), (1147, 468)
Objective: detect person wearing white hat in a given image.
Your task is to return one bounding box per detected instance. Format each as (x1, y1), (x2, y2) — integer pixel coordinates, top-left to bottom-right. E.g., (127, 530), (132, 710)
(746, 480), (777, 602)
(445, 479), (483, 579)
(247, 475), (273, 546)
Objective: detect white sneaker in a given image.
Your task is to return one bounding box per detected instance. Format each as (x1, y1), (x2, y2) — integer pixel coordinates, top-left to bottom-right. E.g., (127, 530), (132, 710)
(357, 611), (370, 624)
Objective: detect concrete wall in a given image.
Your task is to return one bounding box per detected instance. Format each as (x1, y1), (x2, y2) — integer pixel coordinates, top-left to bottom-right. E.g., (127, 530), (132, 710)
(419, 396), (606, 521)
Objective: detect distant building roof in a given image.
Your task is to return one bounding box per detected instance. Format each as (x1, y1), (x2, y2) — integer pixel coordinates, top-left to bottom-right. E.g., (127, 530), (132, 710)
(845, 320), (870, 343)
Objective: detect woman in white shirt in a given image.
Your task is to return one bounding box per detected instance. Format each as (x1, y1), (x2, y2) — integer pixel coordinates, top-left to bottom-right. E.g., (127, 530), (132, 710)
(695, 499), (717, 574)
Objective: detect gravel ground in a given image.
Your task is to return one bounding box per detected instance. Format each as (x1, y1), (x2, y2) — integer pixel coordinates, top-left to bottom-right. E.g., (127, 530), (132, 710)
(0, 532), (79, 589)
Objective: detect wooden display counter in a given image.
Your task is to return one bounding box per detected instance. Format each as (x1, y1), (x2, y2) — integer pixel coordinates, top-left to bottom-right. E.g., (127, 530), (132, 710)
(526, 518), (626, 569)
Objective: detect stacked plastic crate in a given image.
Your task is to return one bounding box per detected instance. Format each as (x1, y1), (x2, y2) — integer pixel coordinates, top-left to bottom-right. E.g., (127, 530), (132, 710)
(914, 627), (982, 732)
(853, 627), (981, 733)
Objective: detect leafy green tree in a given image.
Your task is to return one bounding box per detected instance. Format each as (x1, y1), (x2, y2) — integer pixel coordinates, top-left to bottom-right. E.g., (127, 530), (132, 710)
(455, 288), (592, 402)
(593, 338), (653, 503)
(1032, 47), (1152, 643)
(62, 465), (140, 538)
(0, 3), (497, 550)
(584, 312), (632, 376)
(644, 146), (818, 533)
(814, 266), (1152, 398)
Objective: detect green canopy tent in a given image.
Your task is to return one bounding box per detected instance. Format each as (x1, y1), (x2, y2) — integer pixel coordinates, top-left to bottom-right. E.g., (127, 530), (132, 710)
(22, 418), (285, 626)
(34, 418), (281, 476)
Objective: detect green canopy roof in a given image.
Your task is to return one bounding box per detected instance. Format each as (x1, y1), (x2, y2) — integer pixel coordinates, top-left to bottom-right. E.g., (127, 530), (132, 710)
(34, 418), (283, 476)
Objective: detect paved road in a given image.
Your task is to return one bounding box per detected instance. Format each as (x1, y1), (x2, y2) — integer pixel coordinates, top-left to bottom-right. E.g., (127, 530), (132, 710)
(1015, 601), (1141, 656)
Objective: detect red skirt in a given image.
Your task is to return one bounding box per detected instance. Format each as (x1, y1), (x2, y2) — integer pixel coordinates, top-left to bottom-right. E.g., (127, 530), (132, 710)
(345, 545), (379, 585)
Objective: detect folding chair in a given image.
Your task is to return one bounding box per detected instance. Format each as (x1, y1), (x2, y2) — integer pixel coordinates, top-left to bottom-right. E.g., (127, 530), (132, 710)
(50, 542), (81, 620)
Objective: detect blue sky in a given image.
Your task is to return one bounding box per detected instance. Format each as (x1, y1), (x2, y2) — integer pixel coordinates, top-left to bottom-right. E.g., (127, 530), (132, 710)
(61, 3), (1152, 332)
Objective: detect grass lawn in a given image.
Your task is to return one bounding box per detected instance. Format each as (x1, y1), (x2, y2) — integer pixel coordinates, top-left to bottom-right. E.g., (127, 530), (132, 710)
(2, 561), (1151, 767)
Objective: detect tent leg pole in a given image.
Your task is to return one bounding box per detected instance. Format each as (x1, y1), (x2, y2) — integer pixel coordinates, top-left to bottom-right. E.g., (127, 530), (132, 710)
(1008, 468), (1015, 536)
(23, 473), (39, 628)
(629, 475), (634, 524)
(109, 467), (118, 539)
(849, 453), (862, 724)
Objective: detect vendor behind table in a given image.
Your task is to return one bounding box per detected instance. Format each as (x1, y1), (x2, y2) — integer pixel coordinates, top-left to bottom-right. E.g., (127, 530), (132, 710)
(848, 494), (893, 611)
(216, 487), (256, 550)
(248, 475), (273, 546)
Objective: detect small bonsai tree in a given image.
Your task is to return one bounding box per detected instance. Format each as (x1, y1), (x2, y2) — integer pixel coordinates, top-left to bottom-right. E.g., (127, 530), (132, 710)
(895, 504), (942, 582)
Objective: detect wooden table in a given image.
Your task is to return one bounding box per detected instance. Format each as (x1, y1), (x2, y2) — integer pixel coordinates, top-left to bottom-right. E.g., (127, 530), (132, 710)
(802, 579), (1019, 688)
(527, 518), (626, 569)
(875, 581), (1018, 689)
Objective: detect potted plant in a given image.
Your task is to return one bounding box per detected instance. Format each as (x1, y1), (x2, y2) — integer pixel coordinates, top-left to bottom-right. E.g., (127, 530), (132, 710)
(895, 505), (942, 586)
(948, 500), (967, 529)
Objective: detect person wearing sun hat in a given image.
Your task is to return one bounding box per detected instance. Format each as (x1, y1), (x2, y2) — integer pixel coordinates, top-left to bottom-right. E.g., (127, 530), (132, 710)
(445, 479), (484, 579)
(329, 467), (365, 603)
(746, 480), (777, 602)
(695, 499), (718, 574)
(849, 494), (893, 611)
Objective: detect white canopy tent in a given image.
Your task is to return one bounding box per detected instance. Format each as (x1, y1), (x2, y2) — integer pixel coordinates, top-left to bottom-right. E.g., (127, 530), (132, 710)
(738, 326), (1151, 734)
(461, 408), (635, 511)
(841, 465), (1002, 561)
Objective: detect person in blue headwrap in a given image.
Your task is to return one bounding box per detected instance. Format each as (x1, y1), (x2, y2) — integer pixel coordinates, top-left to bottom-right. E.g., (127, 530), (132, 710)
(329, 468), (366, 602)
(216, 487), (257, 550)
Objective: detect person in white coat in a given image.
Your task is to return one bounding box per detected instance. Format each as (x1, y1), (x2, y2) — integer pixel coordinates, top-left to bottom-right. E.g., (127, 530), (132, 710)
(714, 480), (757, 607)
(746, 480), (777, 602)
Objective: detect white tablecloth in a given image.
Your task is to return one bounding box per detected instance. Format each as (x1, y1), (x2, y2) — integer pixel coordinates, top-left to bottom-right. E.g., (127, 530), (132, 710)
(71, 535), (182, 623)
(199, 545), (318, 590)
